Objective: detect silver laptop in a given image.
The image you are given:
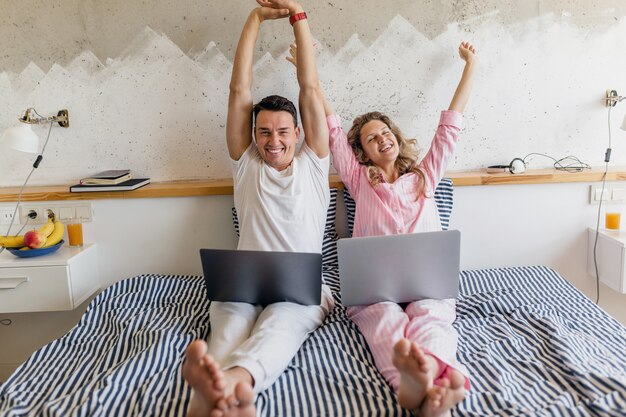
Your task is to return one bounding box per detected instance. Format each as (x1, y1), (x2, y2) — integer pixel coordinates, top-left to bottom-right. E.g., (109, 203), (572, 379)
(337, 230), (460, 306)
(200, 248), (322, 306)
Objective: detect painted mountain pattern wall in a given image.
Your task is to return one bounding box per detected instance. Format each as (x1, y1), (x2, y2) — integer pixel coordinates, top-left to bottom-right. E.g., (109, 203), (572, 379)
(0, 15), (624, 186)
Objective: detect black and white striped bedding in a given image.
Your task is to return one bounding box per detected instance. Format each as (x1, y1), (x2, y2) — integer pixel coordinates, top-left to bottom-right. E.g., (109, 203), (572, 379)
(2, 186), (626, 416)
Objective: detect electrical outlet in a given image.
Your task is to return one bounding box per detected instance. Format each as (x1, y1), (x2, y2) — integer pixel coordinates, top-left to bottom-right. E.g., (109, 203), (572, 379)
(0, 208), (17, 226)
(19, 202), (93, 224)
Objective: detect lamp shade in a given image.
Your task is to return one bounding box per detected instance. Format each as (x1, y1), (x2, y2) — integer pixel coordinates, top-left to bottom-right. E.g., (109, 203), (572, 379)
(622, 113), (626, 131)
(0, 124), (39, 153)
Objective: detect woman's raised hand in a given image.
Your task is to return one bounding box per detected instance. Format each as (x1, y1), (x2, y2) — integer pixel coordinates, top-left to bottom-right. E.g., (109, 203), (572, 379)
(458, 42), (477, 63)
(286, 42), (297, 66)
(286, 42), (320, 67)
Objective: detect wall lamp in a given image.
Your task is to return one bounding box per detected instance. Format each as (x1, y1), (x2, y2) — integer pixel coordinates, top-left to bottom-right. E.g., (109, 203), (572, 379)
(0, 108), (70, 243)
(1, 108), (69, 156)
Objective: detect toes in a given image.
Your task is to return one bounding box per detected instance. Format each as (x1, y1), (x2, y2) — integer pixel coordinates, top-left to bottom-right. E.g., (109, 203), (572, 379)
(203, 359), (226, 391)
(393, 338), (411, 356)
(205, 357), (220, 374)
(428, 385), (445, 401)
(409, 343), (427, 368)
(213, 378), (226, 391)
(186, 340), (209, 362)
(235, 382), (255, 405)
(226, 394), (238, 408)
(215, 397), (229, 411)
(447, 369), (466, 390)
(436, 377), (451, 388)
(423, 386), (445, 411)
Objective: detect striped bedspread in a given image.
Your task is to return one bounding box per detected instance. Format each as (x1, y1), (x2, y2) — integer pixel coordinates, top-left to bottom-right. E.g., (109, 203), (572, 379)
(1, 265), (625, 416)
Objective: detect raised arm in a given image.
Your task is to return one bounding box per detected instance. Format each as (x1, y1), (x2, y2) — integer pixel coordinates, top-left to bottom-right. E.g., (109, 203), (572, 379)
(259, 0), (329, 158)
(448, 42), (478, 113)
(419, 42), (478, 191)
(287, 43), (334, 117)
(226, 6), (289, 161)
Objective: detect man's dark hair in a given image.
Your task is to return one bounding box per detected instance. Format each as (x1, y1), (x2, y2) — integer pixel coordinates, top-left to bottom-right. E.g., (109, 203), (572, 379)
(253, 95), (298, 128)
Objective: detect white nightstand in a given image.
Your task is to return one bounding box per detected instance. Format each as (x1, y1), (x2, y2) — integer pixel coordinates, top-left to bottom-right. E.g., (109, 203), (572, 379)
(587, 228), (626, 294)
(0, 243), (100, 313)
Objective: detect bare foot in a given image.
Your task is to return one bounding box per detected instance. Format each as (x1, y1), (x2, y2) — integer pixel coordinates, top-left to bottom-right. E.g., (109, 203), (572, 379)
(211, 381), (256, 417)
(182, 340), (226, 417)
(392, 339), (436, 410)
(421, 369), (466, 417)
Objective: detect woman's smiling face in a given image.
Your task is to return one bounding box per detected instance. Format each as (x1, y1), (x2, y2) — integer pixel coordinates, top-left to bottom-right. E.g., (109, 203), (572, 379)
(359, 119), (400, 167)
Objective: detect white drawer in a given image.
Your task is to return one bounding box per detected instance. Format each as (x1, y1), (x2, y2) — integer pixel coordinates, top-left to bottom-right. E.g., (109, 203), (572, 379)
(587, 228), (626, 293)
(0, 243), (100, 313)
(0, 265), (73, 312)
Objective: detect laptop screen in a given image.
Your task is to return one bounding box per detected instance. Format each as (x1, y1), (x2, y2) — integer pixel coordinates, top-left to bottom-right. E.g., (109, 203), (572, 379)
(200, 249), (323, 306)
(337, 230), (460, 306)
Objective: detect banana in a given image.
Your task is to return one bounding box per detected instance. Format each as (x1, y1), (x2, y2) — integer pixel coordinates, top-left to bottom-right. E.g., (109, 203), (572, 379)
(0, 235), (25, 248)
(42, 221), (65, 247)
(38, 218), (55, 237)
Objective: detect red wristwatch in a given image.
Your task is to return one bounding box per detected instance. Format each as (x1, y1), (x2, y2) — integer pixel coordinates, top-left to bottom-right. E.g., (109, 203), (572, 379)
(289, 12), (307, 26)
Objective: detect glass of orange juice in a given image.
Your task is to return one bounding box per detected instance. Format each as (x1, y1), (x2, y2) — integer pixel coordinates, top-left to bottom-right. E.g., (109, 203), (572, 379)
(605, 212), (621, 230)
(67, 218), (84, 247)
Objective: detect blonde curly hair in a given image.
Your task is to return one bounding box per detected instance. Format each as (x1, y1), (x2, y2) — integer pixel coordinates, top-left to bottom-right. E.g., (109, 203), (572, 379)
(347, 112), (426, 195)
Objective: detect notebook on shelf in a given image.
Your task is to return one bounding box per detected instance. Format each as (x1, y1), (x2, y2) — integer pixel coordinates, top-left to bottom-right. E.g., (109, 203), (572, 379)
(80, 169), (131, 185)
(70, 178), (150, 193)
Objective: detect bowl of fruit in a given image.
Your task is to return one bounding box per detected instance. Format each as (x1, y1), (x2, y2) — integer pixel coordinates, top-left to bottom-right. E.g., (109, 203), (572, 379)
(0, 218), (65, 258)
(6, 240), (65, 258)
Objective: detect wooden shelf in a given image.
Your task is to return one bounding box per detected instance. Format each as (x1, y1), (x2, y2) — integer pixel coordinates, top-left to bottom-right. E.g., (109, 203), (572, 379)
(449, 167), (626, 186)
(1, 167), (625, 203)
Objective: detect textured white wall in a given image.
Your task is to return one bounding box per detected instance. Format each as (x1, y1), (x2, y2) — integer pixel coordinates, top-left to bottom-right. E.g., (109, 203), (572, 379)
(1, 12), (625, 186)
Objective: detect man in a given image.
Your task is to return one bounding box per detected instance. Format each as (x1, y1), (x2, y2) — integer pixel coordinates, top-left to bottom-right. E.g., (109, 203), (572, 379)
(182, 1), (332, 416)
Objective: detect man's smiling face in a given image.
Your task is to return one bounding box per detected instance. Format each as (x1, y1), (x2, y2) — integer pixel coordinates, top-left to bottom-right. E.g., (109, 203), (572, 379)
(254, 110), (300, 171)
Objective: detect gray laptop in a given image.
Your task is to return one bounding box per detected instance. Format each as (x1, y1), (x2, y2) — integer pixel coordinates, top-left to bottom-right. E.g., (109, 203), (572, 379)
(337, 230), (461, 306)
(200, 248), (322, 306)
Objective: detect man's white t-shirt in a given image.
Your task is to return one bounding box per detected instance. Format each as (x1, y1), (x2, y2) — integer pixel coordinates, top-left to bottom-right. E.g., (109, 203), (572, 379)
(231, 143), (330, 253)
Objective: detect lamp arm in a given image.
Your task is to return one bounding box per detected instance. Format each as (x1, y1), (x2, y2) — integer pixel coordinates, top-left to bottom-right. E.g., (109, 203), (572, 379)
(606, 96), (625, 106)
(20, 108), (70, 128)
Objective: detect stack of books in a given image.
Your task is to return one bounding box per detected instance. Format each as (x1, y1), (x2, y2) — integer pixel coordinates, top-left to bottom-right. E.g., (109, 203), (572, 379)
(70, 170), (150, 192)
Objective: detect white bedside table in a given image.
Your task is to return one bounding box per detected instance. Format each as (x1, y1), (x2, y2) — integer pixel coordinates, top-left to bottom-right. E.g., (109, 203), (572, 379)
(0, 243), (100, 313)
(587, 228), (626, 294)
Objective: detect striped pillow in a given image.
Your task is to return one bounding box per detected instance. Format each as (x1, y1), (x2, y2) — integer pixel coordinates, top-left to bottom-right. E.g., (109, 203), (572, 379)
(343, 177), (454, 236)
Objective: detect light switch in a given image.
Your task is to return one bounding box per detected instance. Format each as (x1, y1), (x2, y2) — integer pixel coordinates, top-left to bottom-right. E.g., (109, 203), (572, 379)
(595, 188), (609, 201)
(612, 188), (625, 201)
(59, 207), (75, 221)
(76, 205), (91, 220)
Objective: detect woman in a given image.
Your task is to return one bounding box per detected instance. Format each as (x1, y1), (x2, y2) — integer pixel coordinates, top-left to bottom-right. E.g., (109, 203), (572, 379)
(290, 40), (478, 417)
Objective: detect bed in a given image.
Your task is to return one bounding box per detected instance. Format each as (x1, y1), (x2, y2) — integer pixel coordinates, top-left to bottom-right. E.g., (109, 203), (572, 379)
(1, 183), (625, 416)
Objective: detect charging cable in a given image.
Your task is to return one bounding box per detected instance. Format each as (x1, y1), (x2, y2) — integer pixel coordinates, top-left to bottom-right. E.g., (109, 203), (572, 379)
(591, 105), (615, 305)
(522, 153), (590, 172)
